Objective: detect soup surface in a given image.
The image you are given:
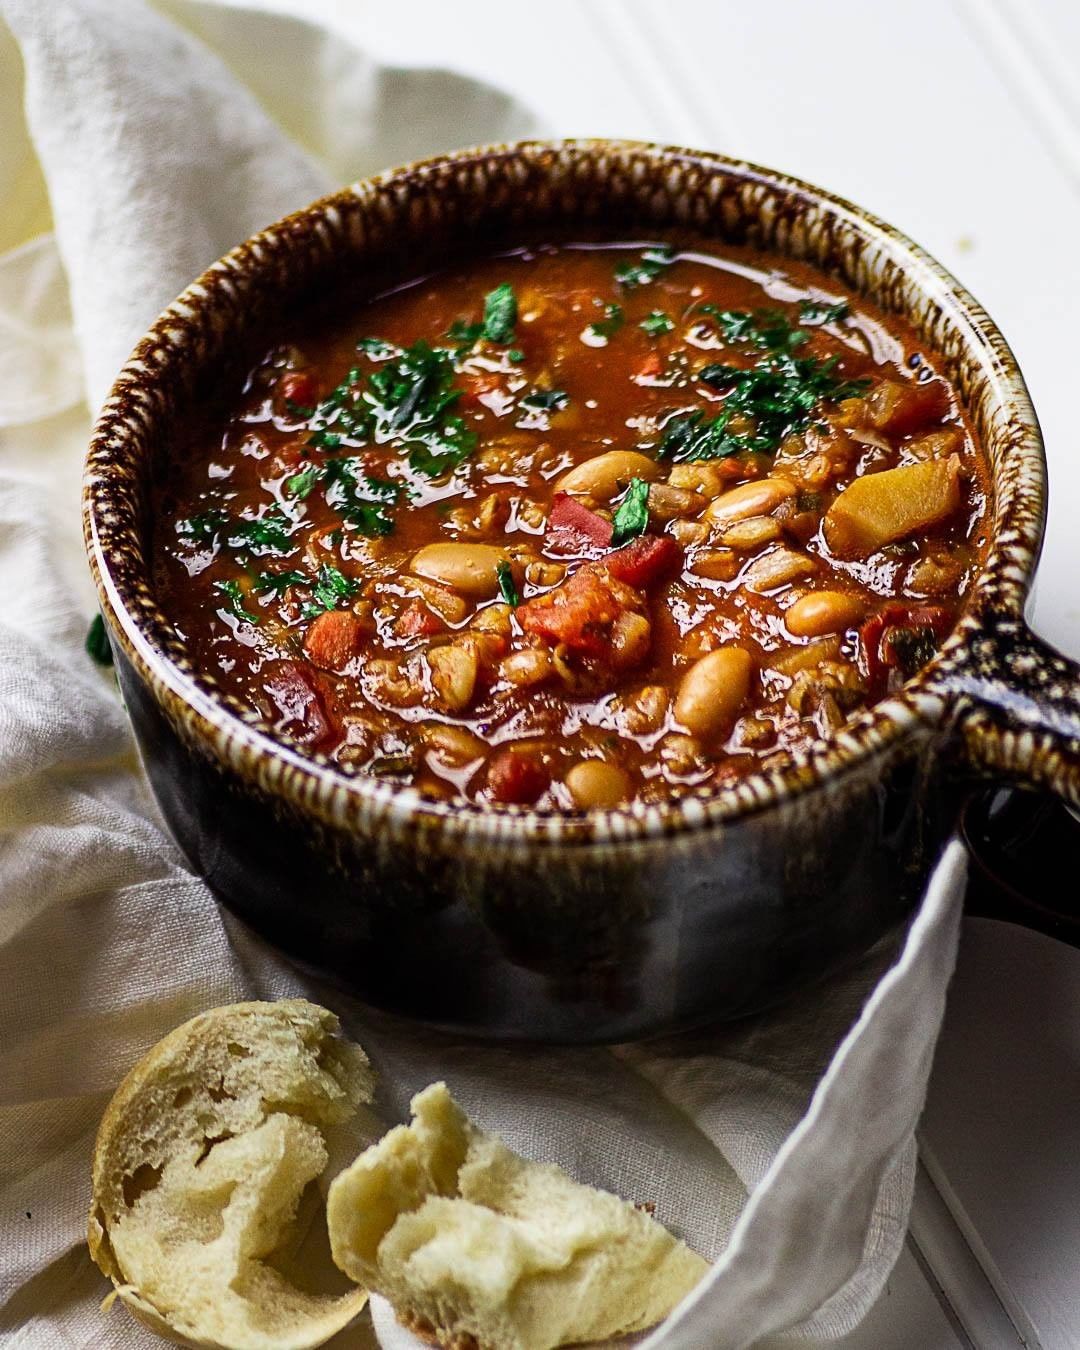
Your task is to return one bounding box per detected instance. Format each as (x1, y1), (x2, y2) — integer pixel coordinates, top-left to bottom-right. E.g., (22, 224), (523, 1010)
(153, 239), (989, 809)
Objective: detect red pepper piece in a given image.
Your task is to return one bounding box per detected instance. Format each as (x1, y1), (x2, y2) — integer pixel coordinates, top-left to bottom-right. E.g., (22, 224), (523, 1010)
(545, 492), (613, 553)
(486, 748), (550, 805)
(603, 533), (682, 589)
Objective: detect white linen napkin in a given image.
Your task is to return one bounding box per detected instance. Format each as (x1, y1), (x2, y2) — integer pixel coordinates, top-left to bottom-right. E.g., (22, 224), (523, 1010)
(0, 3), (967, 1347)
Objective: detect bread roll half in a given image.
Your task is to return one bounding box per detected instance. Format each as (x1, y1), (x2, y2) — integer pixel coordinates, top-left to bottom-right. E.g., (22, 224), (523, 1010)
(88, 999), (377, 1350)
(327, 1082), (708, 1350)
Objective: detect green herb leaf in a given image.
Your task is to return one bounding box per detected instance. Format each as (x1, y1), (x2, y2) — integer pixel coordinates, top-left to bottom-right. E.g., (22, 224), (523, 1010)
(611, 477), (651, 546)
(303, 341), (478, 480)
(615, 245), (675, 289)
(640, 310), (674, 337)
(85, 613), (113, 667)
(228, 510), (293, 554)
(310, 563), (359, 613)
(586, 301), (624, 342)
(696, 305), (809, 353)
(177, 511), (227, 543)
(520, 388), (569, 412)
(322, 458), (401, 535)
(285, 466), (320, 499)
(447, 319), (483, 346)
(357, 336), (398, 360)
(655, 348), (870, 463)
(256, 569), (307, 596)
(495, 560), (520, 607)
(214, 579), (257, 622)
(482, 283), (517, 344)
(798, 299), (850, 326)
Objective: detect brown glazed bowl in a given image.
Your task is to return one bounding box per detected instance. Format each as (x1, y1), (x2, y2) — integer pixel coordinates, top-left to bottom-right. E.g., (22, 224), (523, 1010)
(84, 141), (1080, 1043)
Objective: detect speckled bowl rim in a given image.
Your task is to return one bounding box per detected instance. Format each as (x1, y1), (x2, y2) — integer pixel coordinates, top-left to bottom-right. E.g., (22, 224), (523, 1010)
(84, 139), (1044, 847)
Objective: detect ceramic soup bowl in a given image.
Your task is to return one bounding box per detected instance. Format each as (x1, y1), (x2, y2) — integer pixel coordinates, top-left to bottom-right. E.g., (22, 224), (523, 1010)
(84, 140), (1080, 1042)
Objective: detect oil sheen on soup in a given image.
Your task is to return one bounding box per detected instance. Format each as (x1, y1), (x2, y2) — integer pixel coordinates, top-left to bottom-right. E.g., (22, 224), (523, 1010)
(153, 239), (990, 810)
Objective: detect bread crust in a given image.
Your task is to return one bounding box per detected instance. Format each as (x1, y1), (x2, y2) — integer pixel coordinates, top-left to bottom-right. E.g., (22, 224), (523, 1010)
(328, 1082), (708, 1350)
(88, 999), (375, 1350)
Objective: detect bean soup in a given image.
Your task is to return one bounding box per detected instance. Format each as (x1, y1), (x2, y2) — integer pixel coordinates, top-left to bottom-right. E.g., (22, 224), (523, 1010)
(153, 239), (989, 809)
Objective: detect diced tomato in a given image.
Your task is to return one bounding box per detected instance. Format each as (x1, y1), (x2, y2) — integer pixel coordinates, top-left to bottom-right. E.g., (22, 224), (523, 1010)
(278, 370), (317, 408)
(264, 661), (333, 746)
(304, 609), (366, 670)
(396, 601), (445, 639)
(603, 534), (682, 589)
(461, 372), (504, 405)
(545, 492), (613, 553)
(635, 351), (664, 381)
(486, 748), (550, 805)
(519, 569), (624, 657)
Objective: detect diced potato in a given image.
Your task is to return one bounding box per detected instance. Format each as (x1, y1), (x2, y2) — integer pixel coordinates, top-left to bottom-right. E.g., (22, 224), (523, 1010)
(823, 456), (962, 559)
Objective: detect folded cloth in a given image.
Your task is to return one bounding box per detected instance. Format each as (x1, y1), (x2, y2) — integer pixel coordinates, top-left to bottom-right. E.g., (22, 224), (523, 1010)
(0, 3), (967, 1347)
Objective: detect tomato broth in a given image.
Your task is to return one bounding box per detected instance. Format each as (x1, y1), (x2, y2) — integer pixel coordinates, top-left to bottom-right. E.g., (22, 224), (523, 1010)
(153, 239), (989, 809)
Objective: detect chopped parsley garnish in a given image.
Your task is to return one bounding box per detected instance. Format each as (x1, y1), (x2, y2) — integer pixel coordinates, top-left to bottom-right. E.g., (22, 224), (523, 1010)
(615, 245), (675, 290)
(256, 569), (307, 596)
(640, 310), (674, 337)
(495, 560), (520, 608)
(520, 388), (569, 412)
(215, 579), (257, 622)
(586, 301), (624, 342)
(85, 613), (113, 667)
(301, 341), (477, 479)
(611, 477), (651, 546)
(256, 564), (358, 616)
(656, 347), (869, 462)
(308, 563), (359, 615)
(177, 511), (227, 543)
(322, 459), (401, 536)
(798, 299), (850, 326)
(447, 319), (484, 345)
(656, 410), (763, 461)
(357, 336), (398, 360)
(482, 283), (517, 344)
(284, 465), (320, 499)
(696, 305), (810, 354)
(228, 510), (293, 554)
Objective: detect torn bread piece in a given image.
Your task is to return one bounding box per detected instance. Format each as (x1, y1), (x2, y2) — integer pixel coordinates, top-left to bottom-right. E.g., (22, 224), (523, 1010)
(88, 999), (379, 1350)
(327, 1081), (709, 1350)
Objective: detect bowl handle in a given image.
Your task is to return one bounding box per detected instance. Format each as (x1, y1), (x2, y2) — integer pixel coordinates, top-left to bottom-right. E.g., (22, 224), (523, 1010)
(944, 614), (1080, 806)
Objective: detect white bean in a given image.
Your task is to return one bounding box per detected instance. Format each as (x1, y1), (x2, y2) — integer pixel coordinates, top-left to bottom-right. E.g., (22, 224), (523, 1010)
(556, 451), (661, 500)
(411, 543), (509, 597)
(565, 760), (631, 808)
(675, 647), (753, 738)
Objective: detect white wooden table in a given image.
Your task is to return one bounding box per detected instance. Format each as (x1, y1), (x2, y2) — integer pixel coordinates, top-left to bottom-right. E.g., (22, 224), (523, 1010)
(269, 3), (1080, 1343)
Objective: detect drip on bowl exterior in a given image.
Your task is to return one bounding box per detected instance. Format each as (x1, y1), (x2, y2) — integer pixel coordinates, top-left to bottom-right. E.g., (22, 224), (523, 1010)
(84, 141), (1080, 1042)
